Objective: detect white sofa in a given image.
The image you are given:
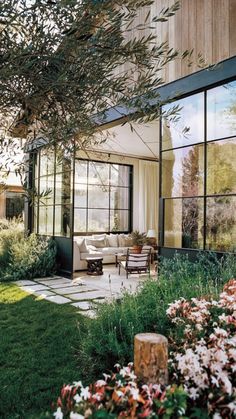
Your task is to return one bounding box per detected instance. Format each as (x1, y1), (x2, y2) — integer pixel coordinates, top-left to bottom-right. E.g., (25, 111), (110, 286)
(73, 233), (153, 271)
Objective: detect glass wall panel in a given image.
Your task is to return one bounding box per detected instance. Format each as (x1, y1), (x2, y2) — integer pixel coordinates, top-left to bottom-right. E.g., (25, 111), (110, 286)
(74, 160), (132, 234)
(38, 206), (54, 235)
(162, 93), (204, 150)
(55, 171), (71, 205)
(74, 209), (87, 232)
(39, 175), (54, 204)
(207, 81), (236, 141)
(206, 196), (236, 252)
(88, 185), (109, 208)
(162, 145), (204, 198)
(110, 187), (129, 209)
(110, 165), (130, 186)
(207, 138), (236, 194)
(110, 210), (129, 232)
(40, 150), (55, 176)
(54, 205), (71, 237)
(74, 187), (87, 207)
(88, 162), (109, 185)
(164, 198), (204, 249)
(74, 161), (88, 184)
(88, 209), (109, 232)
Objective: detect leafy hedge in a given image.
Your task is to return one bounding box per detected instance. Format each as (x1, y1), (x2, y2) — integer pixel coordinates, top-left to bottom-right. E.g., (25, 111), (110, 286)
(0, 219), (56, 281)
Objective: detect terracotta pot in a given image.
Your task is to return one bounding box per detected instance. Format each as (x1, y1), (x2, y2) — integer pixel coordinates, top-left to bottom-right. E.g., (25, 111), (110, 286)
(131, 245), (143, 254)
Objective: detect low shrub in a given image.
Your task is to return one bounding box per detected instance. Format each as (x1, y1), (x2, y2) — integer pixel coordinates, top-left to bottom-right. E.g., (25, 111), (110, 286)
(53, 279), (236, 418)
(0, 218), (56, 281)
(77, 253), (236, 383)
(6, 233), (57, 280)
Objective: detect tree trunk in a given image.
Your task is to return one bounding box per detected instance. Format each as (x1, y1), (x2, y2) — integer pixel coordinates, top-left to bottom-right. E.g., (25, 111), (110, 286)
(134, 333), (168, 385)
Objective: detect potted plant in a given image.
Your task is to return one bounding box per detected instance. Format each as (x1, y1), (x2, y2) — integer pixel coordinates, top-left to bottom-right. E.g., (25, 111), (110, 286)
(130, 230), (146, 253)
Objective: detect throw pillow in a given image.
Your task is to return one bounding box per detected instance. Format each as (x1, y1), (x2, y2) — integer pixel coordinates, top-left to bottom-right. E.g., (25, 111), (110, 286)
(118, 234), (133, 247)
(107, 234), (118, 247)
(86, 238), (106, 248)
(76, 238), (88, 253)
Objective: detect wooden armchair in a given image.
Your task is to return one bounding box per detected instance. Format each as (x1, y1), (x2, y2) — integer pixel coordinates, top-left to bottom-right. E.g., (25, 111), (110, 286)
(118, 248), (151, 278)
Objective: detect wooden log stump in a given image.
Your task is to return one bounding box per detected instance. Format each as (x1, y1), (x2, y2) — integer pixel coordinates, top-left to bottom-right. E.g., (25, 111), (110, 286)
(134, 333), (168, 385)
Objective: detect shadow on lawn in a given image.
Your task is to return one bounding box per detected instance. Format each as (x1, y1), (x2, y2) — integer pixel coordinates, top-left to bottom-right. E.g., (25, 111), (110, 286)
(0, 283), (85, 419)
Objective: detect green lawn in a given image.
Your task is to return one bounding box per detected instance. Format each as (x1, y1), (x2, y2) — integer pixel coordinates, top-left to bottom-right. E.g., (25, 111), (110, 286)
(0, 283), (84, 419)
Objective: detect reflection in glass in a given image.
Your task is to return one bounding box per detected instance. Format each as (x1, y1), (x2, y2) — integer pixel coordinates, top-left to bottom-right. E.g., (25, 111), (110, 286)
(40, 150), (55, 176)
(55, 171), (71, 205)
(74, 208), (87, 232)
(74, 186), (87, 207)
(207, 81), (236, 140)
(74, 161), (88, 184)
(54, 205), (71, 237)
(110, 165), (130, 186)
(110, 210), (129, 231)
(162, 93), (204, 150)
(88, 162), (109, 185)
(88, 185), (109, 208)
(164, 198), (204, 249)
(56, 155), (71, 173)
(207, 138), (236, 194)
(88, 209), (109, 232)
(110, 187), (129, 209)
(206, 196), (236, 252)
(38, 206), (53, 235)
(162, 145), (204, 198)
(39, 175), (54, 204)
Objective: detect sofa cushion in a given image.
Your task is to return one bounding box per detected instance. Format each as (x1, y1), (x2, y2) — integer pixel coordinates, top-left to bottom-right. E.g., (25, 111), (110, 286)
(107, 234), (118, 247)
(80, 251), (103, 260)
(75, 238), (88, 253)
(86, 237), (107, 248)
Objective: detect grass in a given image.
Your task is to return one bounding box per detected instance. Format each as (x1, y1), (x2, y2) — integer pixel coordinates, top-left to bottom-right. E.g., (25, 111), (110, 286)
(0, 282), (84, 419)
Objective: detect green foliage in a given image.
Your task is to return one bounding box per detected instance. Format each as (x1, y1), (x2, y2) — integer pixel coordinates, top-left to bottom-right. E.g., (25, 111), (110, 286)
(0, 218), (24, 270)
(0, 283), (85, 418)
(77, 253), (236, 383)
(0, 218), (56, 280)
(130, 230), (146, 245)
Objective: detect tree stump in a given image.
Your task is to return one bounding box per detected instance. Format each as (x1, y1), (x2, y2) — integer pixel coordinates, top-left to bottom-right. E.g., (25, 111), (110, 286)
(134, 333), (168, 385)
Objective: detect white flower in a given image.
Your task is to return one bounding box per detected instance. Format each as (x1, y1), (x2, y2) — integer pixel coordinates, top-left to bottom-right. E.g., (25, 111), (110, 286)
(80, 386), (91, 400)
(73, 381), (83, 388)
(115, 390), (124, 398)
(74, 394), (82, 404)
(188, 387), (199, 400)
(70, 413), (84, 419)
(213, 413), (222, 419)
(96, 380), (106, 387)
(228, 400), (236, 414)
(130, 387), (140, 400)
(53, 407), (63, 419)
(103, 373), (111, 381)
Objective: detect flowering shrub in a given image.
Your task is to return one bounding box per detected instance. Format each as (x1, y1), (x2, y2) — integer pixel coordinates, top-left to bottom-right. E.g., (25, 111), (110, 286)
(168, 279), (236, 418)
(53, 364), (187, 418)
(53, 280), (236, 419)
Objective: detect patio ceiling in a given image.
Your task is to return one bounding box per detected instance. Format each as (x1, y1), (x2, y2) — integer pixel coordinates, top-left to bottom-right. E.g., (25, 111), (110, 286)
(91, 120), (160, 160)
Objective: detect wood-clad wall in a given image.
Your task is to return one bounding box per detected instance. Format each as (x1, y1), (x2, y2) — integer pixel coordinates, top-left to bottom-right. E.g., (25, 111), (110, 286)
(121, 0), (236, 84)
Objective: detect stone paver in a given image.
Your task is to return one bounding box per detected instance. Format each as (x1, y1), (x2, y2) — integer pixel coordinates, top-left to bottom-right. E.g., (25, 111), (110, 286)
(71, 301), (91, 310)
(21, 284), (50, 292)
(45, 295), (72, 304)
(13, 280), (38, 286)
(68, 291), (113, 301)
(35, 278), (71, 286)
(54, 286), (97, 295)
(32, 290), (56, 297)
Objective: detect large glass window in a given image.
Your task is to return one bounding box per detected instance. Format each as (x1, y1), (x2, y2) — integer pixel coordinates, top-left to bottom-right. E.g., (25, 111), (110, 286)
(74, 160), (132, 234)
(33, 148), (72, 237)
(161, 80), (236, 253)
(162, 93), (204, 150)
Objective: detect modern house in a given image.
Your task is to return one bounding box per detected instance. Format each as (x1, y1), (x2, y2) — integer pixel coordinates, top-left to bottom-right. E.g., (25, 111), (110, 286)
(25, 0), (236, 276)
(0, 171), (24, 220)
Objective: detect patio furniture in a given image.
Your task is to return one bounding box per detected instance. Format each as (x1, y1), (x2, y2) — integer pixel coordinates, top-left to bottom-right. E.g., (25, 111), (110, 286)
(86, 257), (103, 275)
(115, 252), (127, 267)
(118, 249), (151, 278)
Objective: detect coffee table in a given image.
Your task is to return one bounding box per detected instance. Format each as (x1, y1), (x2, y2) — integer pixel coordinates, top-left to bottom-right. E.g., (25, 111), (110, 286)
(86, 257), (103, 275)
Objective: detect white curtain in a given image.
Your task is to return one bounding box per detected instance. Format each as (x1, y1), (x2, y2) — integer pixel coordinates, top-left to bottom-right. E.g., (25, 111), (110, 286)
(138, 160), (159, 234)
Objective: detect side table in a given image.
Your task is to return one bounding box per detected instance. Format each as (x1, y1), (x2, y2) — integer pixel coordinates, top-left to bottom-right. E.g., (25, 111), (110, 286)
(86, 257), (103, 275)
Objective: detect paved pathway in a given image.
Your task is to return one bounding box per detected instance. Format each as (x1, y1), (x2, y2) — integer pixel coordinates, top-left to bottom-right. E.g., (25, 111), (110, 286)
(14, 265), (156, 317)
